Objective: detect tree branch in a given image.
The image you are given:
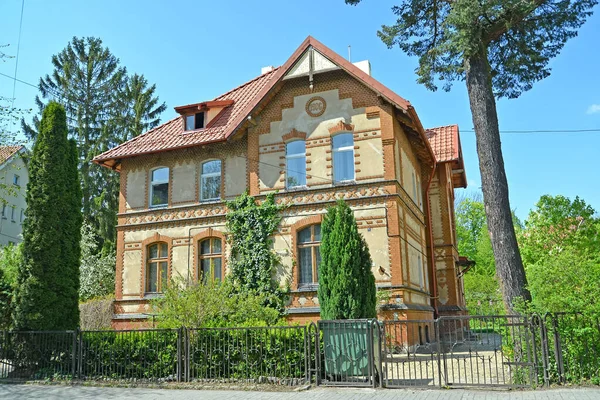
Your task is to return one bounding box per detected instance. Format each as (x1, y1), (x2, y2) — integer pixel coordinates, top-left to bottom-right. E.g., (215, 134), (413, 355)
(483, 0), (547, 43)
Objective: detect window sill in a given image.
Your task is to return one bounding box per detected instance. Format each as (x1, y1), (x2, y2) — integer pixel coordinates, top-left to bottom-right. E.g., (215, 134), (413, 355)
(149, 204), (168, 210)
(333, 180), (356, 186)
(143, 293), (165, 299)
(199, 198), (221, 204)
(286, 185), (309, 192)
(292, 285), (319, 293)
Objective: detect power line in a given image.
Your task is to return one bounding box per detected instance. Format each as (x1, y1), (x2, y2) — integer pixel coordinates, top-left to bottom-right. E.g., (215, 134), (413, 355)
(464, 128), (600, 134)
(11, 0), (25, 107)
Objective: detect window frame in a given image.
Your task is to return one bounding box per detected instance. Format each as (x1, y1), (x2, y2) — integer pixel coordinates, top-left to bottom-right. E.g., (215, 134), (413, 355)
(297, 224), (321, 287)
(145, 242), (169, 294)
(13, 175), (20, 187)
(285, 140), (307, 189)
(184, 112), (206, 131)
(149, 167), (169, 208)
(198, 237), (224, 282)
(10, 206), (15, 222)
(200, 160), (222, 201)
(332, 133), (355, 184)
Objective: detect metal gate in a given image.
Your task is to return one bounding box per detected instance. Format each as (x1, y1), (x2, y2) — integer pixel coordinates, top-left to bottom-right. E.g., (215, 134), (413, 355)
(327, 315), (544, 389)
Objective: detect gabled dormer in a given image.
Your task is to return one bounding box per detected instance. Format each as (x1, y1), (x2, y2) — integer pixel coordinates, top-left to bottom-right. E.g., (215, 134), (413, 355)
(175, 100), (235, 132)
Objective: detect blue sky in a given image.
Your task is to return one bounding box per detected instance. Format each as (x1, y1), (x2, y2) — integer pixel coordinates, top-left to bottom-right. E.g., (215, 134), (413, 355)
(1, 0), (599, 221)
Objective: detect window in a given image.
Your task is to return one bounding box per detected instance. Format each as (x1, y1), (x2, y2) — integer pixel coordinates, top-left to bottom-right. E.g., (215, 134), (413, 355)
(297, 225), (321, 286)
(20, 208), (24, 223)
(10, 207), (15, 222)
(286, 140), (306, 188)
(150, 167), (169, 207)
(146, 242), (169, 293)
(13, 175), (20, 186)
(332, 133), (355, 183)
(200, 160), (221, 201)
(185, 112), (205, 131)
(1, 205), (5, 219)
(199, 238), (223, 282)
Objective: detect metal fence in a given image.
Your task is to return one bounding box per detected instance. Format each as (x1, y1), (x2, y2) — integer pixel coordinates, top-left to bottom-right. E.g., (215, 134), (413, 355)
(0, 313), (598, 388)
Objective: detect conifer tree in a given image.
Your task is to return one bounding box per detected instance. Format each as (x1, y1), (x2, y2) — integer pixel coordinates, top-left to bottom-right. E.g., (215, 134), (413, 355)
(346, 0), (596, 313)
(14, 102), (82, 330)
(318, 200), (376, 320)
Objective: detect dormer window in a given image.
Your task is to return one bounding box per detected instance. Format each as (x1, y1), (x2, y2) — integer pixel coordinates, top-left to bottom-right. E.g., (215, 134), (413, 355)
(185, 112), (205, 131)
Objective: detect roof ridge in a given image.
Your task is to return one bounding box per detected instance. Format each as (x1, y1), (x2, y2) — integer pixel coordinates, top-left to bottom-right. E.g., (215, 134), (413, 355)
(426, 124), (459, 130)
(214, 67), (280, 101)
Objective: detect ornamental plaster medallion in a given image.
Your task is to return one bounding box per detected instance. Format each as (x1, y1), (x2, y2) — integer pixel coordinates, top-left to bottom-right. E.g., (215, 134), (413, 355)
(305, 96), (326, 117)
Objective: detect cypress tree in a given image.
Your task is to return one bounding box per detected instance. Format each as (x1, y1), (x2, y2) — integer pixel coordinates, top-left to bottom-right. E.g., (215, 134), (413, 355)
(14, 102), (82, 330)
(318, 200), (376, 320)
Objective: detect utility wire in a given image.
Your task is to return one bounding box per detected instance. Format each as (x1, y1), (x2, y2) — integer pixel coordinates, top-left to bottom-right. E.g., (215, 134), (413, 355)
(464, 128), (600, 134)
(11, 0), (25, 107)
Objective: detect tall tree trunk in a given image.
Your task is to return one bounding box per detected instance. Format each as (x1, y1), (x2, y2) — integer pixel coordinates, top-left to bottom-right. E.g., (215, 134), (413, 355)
(464, 46), (532, 315)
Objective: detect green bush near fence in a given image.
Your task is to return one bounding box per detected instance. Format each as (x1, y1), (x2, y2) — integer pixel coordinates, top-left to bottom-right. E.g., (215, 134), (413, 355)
(79, 330), (179, 380)
(188, 327), (307, 380)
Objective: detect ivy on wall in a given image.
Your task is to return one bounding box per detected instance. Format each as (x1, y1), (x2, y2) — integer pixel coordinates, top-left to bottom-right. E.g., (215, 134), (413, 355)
(226, 192), (288, 312)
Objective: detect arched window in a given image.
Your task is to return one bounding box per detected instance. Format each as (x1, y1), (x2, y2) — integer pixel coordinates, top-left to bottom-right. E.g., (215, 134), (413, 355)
(332, 133), (355, 183)
(297, 224), (321, 286)
(146, 242), (168, 293)
(150, 167), (169, 207)
(199, 237), (223, 282)
(200, 160), (221, 201)
(286, 140), (306, 188)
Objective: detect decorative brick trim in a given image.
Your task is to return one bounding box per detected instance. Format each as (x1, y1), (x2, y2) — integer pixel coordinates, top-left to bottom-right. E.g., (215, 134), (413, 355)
(305, 96), (327, 118)
(282, 128), (307, 143)
(328, 120), (354, 135)
(140, 233), (173, 297)
(366, 106), (380, 119)
(192, 228), (227, 282)
(290, 214), (324, 290)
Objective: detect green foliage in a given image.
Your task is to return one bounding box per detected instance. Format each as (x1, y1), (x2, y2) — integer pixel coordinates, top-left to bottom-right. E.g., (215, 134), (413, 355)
(79, 330), (178, 380)
(79, 296), (114, 331)
(318, 200), (376, 320)
(79, 222), (116, 301)
(151, 278), (280, 329)
(0, 243), (21, 330)
(520, 195), (600, 315)
(14, 102), (82, 330)
(455, 196), (503, 314)
(22, 37), (166, 254)
(226, 192), (287, 312)
(347, 0), (597, 98)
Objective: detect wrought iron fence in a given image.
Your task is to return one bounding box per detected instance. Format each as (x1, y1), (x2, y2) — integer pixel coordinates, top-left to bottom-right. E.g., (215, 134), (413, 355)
(186, 325), (309, 384)
(0, 313), (597, 388)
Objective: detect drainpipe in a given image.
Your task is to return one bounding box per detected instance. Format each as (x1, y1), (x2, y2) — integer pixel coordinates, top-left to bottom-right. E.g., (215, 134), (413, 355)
(425, 161), (438, 318)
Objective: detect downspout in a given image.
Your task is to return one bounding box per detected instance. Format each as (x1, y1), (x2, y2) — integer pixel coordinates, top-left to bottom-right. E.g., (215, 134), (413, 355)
(425, 161), (438, 318)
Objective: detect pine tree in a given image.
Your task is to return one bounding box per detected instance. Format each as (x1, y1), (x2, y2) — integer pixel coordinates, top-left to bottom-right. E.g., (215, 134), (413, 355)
(318, 200), (376, 320)
(21, 37), (165, 253)
(345, 0), (596, 313)
(14, 102), (82, 330)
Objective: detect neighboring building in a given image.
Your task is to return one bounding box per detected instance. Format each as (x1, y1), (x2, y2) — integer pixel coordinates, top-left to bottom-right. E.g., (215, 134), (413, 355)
(0, 146), (28, 247)
(94, 37), (468, 329)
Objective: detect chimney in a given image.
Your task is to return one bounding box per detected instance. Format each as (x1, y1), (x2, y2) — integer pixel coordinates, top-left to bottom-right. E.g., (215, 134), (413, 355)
(261, 66), (275, 75)
(353, 60), (371, 76)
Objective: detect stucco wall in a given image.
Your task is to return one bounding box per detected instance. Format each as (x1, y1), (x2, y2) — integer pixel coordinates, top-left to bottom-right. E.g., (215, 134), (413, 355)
(0, 153), (28, 246)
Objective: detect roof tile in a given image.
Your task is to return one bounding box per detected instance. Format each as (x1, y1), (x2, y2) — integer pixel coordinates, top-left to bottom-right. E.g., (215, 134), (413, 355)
(0, 146), (23, 165)
(425, 124), (460, 163)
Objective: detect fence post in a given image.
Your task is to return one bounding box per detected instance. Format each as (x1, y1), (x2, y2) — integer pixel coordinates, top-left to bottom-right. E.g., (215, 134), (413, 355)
(550, 315), (565, 384)
(71, 329), (78, 379)
(177, 327), (182, 382)
(435, 318), (443, 388)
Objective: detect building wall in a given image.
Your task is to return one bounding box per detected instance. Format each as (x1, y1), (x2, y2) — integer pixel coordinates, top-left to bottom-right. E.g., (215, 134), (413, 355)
(113, 70), (449, 328)
(0, 153), (27, 246)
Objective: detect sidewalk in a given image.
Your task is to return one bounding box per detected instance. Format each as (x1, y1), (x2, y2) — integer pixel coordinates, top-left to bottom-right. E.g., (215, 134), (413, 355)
(0, 384), (599, 399)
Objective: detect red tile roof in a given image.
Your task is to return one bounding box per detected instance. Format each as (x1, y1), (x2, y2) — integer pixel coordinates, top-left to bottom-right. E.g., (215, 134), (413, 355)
(94, 36), (435, 169)
(93, 68), (279, 165)
(425, 124), (460, 163)
(0, 146), (23, 165)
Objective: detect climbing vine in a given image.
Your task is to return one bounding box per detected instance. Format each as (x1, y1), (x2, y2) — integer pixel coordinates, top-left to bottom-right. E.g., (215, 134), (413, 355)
(226, 192), (287, 312)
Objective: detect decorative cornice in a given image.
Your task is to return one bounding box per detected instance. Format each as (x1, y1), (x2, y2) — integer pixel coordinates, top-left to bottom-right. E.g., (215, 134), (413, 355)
(328, 120), (354, 135)
(282, 128), (307, 143)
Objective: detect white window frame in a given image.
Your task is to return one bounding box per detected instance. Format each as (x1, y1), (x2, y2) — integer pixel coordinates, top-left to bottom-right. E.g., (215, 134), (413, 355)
(332, 133), (355, 183)
(200, 160), (222, 201)
(149, 167), (169, 208)
(285, 140), (307, 189)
